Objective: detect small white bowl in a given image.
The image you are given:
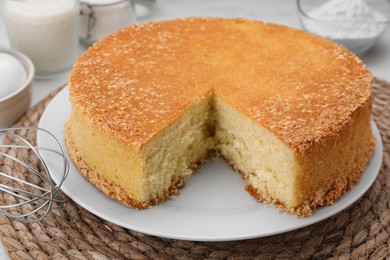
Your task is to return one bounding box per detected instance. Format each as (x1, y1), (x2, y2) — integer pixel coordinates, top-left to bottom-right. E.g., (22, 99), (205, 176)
(297, 0), (390, 54)
(0, 48), (34, 128)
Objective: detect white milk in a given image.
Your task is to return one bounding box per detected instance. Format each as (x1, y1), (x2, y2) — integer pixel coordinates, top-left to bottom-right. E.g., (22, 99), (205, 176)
(1, 0), (80, 77)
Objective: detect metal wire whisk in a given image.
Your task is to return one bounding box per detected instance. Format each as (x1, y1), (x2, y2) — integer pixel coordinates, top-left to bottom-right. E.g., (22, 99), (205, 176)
(0, 127), (69, 223)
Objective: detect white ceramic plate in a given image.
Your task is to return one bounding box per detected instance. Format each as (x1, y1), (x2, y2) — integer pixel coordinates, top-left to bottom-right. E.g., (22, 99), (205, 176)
(37, 87), (383, 242)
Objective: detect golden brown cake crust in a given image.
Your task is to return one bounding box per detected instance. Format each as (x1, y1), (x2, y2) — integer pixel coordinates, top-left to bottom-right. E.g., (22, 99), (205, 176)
(69, 17), (373, 153)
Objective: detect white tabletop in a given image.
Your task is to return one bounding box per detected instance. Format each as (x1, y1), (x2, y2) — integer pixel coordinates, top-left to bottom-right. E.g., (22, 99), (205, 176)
(0, 0), (389, 258)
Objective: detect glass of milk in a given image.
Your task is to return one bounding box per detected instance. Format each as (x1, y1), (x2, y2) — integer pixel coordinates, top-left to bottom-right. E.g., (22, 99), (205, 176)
(0, 0), (80, 78)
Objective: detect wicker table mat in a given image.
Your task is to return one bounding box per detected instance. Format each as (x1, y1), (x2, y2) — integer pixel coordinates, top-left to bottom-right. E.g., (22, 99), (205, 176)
(0, 78), (389, 260)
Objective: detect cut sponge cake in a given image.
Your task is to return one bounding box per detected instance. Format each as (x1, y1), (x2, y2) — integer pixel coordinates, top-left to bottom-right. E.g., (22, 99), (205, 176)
(65, 18), (376, 217)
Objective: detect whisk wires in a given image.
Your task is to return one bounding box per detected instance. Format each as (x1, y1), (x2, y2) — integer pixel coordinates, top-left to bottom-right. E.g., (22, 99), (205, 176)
(0, 127), (69, 223)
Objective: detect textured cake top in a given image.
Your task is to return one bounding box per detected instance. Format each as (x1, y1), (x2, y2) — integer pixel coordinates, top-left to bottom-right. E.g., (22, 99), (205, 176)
(69, 18), (372, 153)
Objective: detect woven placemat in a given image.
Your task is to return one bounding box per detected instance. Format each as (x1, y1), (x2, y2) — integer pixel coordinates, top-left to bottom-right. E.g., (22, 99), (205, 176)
(0, 78), (389, 260)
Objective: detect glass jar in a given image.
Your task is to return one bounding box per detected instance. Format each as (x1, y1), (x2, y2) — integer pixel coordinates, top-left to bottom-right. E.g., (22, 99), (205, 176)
(80, 0), (137, 46)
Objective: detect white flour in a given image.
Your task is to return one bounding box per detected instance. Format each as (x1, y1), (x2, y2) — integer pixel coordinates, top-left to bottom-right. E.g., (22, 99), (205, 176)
(302, 0), (388, 53)
(309, 0), (386, 21)
(307, 0), (388, 39)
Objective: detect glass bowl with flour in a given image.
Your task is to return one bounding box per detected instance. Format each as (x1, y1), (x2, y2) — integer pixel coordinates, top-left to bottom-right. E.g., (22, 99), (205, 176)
(297, 0), (389, 54)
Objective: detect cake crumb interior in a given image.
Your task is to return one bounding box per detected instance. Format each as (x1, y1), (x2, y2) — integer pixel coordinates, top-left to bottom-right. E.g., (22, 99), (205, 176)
(140, 92), (301, 210)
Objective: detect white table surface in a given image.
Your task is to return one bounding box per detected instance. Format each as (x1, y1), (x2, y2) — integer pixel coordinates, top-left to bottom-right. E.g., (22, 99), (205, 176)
(0, 0), (389, 258)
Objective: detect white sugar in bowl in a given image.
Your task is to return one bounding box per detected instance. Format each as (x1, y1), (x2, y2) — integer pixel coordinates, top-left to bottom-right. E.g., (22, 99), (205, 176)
(0, 48), (34, 128)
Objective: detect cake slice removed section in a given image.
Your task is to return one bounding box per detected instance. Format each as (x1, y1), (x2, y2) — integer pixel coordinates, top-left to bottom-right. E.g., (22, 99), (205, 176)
(65, 92), (214, 209)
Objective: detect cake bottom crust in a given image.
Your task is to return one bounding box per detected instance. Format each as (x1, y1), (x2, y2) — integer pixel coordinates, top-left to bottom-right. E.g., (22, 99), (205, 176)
(245, 138), (376, 217)
(65, 122), (189, 209)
